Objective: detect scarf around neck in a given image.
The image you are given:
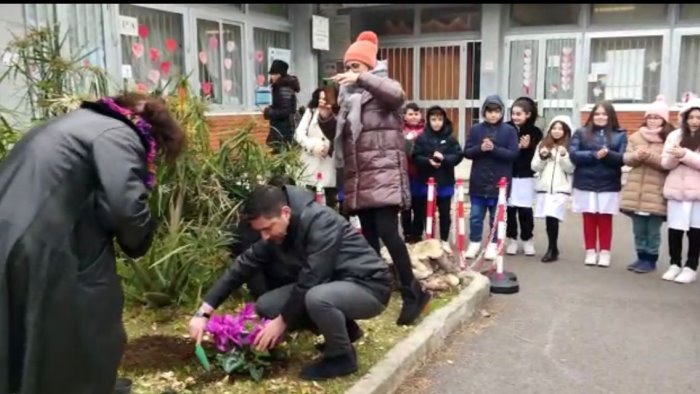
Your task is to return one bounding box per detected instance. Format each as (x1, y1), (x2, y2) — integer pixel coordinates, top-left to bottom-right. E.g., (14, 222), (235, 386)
(93, 97), (158, 189)
(334, 60), (389, 169)
(639, 126), (664, 143)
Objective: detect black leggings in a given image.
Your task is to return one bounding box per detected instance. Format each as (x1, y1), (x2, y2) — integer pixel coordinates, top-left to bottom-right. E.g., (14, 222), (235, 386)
(668, 228), (700, 270)
(358, 206), (416, 287)
(409, 196), (451, 241)
(506, 207), (534, 241)
(545, 216), (559, 252)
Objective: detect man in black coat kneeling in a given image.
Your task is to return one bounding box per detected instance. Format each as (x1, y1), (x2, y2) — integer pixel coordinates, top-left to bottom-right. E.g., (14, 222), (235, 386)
(189, 185), (392, 380)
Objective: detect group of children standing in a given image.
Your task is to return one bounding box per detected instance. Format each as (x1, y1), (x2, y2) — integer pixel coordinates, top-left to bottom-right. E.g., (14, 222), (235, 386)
(400, 94), (700, 285)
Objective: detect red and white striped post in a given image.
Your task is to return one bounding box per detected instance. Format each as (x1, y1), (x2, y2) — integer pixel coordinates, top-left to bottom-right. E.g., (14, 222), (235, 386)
(455, 179), (466, 254)
(425, 177), (436, 239)
(314, 171), (325, 205)
(484, 177), (520, 294)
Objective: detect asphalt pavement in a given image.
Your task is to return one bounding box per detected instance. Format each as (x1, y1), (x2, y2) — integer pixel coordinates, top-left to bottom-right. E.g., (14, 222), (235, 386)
(397, 212), (700, 394)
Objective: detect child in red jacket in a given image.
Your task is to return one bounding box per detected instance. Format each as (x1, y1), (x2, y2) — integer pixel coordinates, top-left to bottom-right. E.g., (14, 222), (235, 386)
(401, 102), (425, 243)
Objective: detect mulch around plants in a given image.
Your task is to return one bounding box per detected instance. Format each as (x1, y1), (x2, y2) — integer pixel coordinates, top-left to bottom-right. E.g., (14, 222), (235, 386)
(121, 335), (200, 372)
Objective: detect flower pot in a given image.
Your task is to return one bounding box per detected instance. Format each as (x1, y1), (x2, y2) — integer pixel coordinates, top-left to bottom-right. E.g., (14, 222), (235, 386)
(114, 377), (132, 394)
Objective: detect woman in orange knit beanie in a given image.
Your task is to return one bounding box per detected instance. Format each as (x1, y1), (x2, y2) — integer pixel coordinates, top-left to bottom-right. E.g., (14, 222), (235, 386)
(315, 31), (430, 379)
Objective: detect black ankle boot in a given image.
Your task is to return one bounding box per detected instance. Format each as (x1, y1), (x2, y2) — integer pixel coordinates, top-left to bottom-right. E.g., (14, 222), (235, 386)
(299, 348), (358, 381)
(315, 320), (364, 352)
(396, 280), (431, 326)
(541, 247), (559, 263)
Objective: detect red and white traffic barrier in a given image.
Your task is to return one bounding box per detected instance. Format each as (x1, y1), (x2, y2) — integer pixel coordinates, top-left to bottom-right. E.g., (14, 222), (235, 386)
(493, 177), (508, 277)
(315, 171), (325, 205)
(425, 177), (436, 240)
(455, 179), (466, 254)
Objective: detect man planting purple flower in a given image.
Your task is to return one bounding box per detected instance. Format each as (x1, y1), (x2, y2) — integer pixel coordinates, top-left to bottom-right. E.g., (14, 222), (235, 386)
(189, 185), (392, 380)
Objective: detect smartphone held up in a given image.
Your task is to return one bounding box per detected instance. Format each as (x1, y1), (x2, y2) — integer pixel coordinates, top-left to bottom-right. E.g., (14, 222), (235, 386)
(322, 78), (338, 107)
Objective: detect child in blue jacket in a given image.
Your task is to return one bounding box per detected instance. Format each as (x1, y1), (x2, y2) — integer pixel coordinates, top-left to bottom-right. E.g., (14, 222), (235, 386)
(463, 95), (519, 260)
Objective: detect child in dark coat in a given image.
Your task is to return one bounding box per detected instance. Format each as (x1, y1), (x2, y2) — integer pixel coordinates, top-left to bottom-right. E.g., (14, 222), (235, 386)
(506, 97), (543, 256)
(412, 106), (463, 243)
(463, 95), (519, 260)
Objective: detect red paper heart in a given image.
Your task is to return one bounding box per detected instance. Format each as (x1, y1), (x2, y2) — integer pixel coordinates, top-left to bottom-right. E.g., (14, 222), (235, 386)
(138, 24), (149, 39)
(202, 81), (212, 96)
(149, 48), (160, 62)
(159, 61), (171, 75)
(131, 42), (144, 59)
(135, 82), (148, 93)
(165, 38), (177, 53)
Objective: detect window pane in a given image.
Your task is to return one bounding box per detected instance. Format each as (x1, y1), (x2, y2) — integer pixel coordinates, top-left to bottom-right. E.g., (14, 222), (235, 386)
(351, 8), (414, 37)
(419, 46), (460, 100)
(511, 4), (580, 27)
(466, 42), (481, 100)
(119, 5), (185, 92)
(378, 47), (414, 100)
(420, 5), (480, 33)
(508, 40), (538, 100)
(678, 35), (700, 101)
(249, 4), (288, 18)
(591, 4), (667, 25)
(63, 4), (106, 69)
(679, 4), (700, 22)
(253, 28), (290, 86)
(587, 36), (662, 104)
(544, 38), (576, 100)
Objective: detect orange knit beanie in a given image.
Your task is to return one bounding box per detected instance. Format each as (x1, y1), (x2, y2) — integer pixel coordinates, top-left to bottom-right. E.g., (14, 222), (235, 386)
(344, 31), (378, 69)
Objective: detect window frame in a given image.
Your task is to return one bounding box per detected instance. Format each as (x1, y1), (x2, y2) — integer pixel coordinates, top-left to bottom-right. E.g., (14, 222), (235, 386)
(669, 26), (700, 106)
(588, 4), (670, 28)
(190, 9), (247, 112)
(581, 28), (671, 111)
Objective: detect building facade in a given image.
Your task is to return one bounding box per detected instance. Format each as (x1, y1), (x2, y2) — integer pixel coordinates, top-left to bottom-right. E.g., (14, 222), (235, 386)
(1, 4), (699, 144)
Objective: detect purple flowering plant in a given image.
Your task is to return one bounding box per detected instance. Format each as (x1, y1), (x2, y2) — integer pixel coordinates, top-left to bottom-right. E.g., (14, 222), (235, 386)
(205, 303), (273, 381)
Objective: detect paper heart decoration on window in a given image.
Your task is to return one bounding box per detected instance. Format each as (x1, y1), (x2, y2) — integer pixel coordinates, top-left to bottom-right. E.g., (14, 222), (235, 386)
(223, 79), (233, 93)
(198, 51), (208, 65)
(135, 82), (148, 93)
(255, 50), (264, 63)
(159, 61), (171, 75)
(149, 48), (160, 62)
(226, 41), (236, 52)
(138, 24), (149, 39)
(523, 48), (532, 57)
(256, 74), (266, 86)
(224, 58), (232, 70)
(593, 86), (603, 97)
(82, 59), (90, 67)
(209, 35), (219, 49)
(561, 47), (573, 56)
(201, 81), (212, 96)
(131, 42), (144, 59)
(147, 69), (161, 84)
(164, 38), (177, 53)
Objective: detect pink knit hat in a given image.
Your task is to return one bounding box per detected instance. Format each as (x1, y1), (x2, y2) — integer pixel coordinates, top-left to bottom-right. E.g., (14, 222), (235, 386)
(645, 95), (670, 122)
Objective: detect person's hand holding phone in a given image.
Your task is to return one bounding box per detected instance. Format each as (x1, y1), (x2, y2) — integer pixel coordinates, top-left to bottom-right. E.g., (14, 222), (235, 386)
(481, 138), (494, 152)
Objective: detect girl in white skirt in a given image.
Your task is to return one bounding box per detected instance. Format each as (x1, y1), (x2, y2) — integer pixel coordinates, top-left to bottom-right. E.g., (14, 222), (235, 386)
(531, 115), (574, 263)
(569, 101), (628, 267)
(660, 99), (700, 284)
(505, 97), (543, 256)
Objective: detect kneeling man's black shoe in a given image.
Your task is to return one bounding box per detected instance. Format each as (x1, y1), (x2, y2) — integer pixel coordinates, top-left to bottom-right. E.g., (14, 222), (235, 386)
(299, 348), (358, 381)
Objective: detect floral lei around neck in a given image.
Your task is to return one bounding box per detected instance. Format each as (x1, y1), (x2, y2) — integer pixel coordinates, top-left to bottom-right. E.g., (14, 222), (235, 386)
(96, 97), (158, 189)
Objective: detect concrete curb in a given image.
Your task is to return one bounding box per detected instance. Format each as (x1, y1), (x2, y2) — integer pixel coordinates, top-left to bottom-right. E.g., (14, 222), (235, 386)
(345, 274), (491, 394)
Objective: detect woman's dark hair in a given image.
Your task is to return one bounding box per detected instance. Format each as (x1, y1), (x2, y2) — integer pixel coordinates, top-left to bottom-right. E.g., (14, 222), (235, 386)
(584, 100), (620, 143)
(404, 102), (420, 114)
(308, 87), (323, 109)
(639, 118), (674, 142)
(511, 97), (538, 126)
(112, 92), (186, 163)
(680, 107), (700, 151)
(541, 121), (572, 150)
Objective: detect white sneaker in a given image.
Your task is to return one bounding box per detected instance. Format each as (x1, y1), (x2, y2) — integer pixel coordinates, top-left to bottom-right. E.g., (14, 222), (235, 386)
(598, 250), (611, 267)
(484, 242), (498, 261)
(464, 242), (481, 259)
(523, 239), (536, 256)
(584, 249), (598, 266)
(505, 238), (518, 255)
(673, 267), (698, 284)
(662, 264), (683, 281)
